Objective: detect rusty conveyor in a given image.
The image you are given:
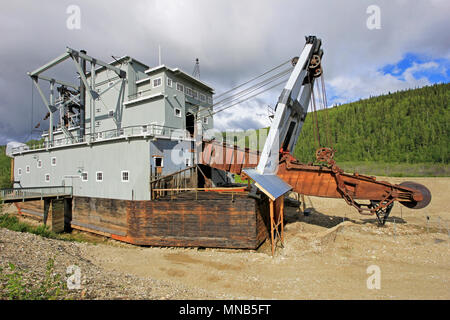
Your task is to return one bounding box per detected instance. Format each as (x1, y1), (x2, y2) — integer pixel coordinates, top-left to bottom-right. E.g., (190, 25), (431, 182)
(200, 140), (431, 225)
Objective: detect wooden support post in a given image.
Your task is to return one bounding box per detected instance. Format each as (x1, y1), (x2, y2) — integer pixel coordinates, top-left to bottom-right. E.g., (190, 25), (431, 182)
(10, 158), (14, 183)
(42, 198), (65, 233)
(280, 195), (284, 244)
(64, 198), (72, 232)
(269, 195), (285, 256)
(269, 198), (275, 256)
(43, 199), (50, 225)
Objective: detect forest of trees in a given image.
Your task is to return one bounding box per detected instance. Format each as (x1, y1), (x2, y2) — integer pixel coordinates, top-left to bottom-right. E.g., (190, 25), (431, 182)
(294, 83), (449, 164)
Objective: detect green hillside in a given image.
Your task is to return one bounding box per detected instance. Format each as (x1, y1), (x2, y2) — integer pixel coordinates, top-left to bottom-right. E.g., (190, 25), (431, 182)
(0, 139), (44, 189)
(294, 83), (449, 166)
(0, 146), (11, 189)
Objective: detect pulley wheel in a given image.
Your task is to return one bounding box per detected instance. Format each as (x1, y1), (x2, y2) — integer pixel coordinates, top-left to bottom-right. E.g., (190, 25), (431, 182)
(313, 67), (322, 78)
(309, 54), (321, 69)
(399, 181), (432, 209)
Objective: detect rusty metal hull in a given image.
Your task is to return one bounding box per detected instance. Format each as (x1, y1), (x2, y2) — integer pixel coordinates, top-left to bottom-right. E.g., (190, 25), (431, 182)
(15, 194), (270, 249)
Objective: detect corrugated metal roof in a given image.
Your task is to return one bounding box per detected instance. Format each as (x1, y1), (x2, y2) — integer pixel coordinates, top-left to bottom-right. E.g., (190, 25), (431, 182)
(242, 168), (292, 200)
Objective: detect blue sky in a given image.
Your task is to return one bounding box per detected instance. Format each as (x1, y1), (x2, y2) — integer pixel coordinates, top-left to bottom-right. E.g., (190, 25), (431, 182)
(324, 53), (449, 107)
(381, 53), (449, 84)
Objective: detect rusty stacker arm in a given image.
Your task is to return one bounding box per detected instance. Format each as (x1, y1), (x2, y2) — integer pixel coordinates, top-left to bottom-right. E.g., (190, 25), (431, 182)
(276, 152), (431, 224)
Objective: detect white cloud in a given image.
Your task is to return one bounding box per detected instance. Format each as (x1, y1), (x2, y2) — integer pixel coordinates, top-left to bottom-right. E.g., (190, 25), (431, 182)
(0, 0), (449, 142)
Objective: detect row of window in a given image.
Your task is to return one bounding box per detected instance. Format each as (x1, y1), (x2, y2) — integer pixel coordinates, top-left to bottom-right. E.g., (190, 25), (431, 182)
(17, 158), (57, 175)
(80, 170), (129, 182)
(137, 77), (212, 104)
(41, 171), (130, 183)
(175, 82), (211, 103)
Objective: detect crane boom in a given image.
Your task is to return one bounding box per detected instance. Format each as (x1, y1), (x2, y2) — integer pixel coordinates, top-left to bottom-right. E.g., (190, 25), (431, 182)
(257, 36), (322, 175)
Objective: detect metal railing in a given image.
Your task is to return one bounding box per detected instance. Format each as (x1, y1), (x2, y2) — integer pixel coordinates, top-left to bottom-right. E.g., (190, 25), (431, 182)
(0, 186), (73, 202)
(10, 124), (192, 154)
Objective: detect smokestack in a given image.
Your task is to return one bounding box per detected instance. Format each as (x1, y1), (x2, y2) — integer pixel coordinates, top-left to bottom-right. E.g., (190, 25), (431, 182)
(79, 50), (87, 140)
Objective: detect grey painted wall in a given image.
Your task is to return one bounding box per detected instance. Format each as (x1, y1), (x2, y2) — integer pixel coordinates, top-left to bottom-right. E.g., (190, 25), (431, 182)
(14, 138), (151, 200)
(150, 139), (194, 177)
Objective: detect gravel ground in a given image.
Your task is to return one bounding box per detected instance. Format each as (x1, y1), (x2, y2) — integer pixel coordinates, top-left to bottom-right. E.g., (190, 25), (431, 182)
(0, 227), (225, 300)
(1, 177), (448, 300)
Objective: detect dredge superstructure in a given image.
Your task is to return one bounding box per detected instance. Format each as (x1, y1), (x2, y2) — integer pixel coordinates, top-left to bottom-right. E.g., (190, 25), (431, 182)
(3, 36), (431, 254)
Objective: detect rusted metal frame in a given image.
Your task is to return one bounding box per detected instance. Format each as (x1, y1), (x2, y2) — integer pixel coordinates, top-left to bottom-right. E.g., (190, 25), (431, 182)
(332, 163), (397, 217)
(282, 154), (420, 204)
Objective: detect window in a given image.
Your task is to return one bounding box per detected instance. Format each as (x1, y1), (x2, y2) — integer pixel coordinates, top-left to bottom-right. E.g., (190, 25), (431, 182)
(26, 165), (30, 173)
(95, 121), (101, 127)
(142, 125), (148, 134)
(154, 157), (163, 167)
(81, 172), (88, 182)
(108, 110), (114, 117)
(185, 158), (191, 167)
(121, 171), (129, 182)
(207, 96), (212, 104)
(203, 117), (208, 124)
(153, 77), (162, 87)
(96, 108), (101, 113)
(108, 81), (114, 87)
(37, 160), (42, 168)
(51, 157), (56, 166)
(185, 87), (193, 97)
(199, 93), (206, 102)
(45, 174), (50, 182)
(18, 168), (22, 176)
(167, 78), (173, 87)
(174, 108), (181, 117)
(192, 90), (198, 99)
(177, 83), (184, 92)
(96, 171), (103, 182)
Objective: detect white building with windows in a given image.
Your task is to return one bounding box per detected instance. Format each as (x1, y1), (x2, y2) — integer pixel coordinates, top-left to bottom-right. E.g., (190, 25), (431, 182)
(9, 49), (223, 201)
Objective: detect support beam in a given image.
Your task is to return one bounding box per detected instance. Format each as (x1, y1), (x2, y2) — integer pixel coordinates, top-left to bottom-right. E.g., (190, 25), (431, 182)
(269, 195), (285, 256)
(31, 77), (56, 144)
(66, 47), (126, 78)
(29, 73), (78, 90)
(71, 55), (96, 103)
(78, 50), (87, 140)
(90, 62), (96, 138)
(29, 52), (71, 77)
(49, 80), (54, 145)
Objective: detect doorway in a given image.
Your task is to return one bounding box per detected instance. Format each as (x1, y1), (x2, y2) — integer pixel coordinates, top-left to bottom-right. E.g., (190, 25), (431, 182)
(186, 112), (194, 137)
